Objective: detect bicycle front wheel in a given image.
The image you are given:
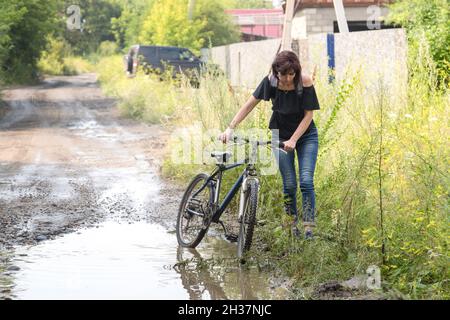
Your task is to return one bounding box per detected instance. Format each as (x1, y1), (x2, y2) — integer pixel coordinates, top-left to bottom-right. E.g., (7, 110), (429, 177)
(237, 179), (258, 259)
(176, 173), (213, 248)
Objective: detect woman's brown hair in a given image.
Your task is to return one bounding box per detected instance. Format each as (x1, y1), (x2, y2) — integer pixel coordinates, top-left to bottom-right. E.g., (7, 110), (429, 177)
(271, 50), (302, 87)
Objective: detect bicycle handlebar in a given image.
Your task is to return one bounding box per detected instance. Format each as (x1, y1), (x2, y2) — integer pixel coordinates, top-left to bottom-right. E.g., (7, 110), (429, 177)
(232, 136), (285, 149)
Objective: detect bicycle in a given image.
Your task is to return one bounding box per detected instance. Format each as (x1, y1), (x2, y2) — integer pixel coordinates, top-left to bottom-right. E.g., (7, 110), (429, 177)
(176, 136), (285, 260)
(175, 246), (259, 299)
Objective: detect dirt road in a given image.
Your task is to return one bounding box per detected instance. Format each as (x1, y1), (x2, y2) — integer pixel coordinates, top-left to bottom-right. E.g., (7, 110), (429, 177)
(0, 74), (183, 249)
(0, 74), (387, 300)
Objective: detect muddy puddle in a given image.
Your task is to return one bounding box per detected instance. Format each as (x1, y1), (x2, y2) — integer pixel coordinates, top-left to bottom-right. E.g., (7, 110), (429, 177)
(0, 220), (289, 300)
(0, 74), (290, 300)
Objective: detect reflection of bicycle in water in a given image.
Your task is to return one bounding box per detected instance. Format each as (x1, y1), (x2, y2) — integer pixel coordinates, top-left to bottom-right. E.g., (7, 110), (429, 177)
(174, 246), (258, 300)
(176, 136), (284, 260)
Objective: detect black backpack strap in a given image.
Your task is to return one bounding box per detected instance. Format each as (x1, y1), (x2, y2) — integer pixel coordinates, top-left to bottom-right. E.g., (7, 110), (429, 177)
(268, 73), (278, 87)
(296, 75), (303, 96)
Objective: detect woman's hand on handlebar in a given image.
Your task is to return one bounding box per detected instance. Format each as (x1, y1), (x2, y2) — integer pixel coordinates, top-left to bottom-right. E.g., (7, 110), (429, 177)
(283, 139), (296, 152)
(219, 127), (234, 143)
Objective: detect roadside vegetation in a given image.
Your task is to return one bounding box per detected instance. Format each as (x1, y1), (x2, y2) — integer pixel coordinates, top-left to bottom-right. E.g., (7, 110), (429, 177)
(1, 0), (448, 299)
(94, 0), (449, 299)
(97, 40), (449, 298)
(93, 0), (449, 300)
(0, 0), (58, 84)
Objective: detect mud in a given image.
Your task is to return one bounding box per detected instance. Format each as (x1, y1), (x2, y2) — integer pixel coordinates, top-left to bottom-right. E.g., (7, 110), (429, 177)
(0, 74), (183, 249)
(0, 74), (387, 300)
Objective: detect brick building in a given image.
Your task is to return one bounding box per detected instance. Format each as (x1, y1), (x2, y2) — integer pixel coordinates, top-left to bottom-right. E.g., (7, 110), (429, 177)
(291, 0), (396, 38)
(226, 1), (397, 41)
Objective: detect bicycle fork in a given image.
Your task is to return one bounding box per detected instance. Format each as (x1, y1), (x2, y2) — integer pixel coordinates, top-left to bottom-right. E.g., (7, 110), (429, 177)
(238, 175), (259, 223)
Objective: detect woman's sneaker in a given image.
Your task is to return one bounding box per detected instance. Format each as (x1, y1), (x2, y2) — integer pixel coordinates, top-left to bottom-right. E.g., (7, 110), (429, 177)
(305, 229), (313, 240)
(291, 215), (301, 238)
(292, 225), (301, 238)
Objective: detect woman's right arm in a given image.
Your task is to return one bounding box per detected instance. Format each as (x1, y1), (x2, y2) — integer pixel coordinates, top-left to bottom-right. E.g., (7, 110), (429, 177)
(219, 95), (261, 143)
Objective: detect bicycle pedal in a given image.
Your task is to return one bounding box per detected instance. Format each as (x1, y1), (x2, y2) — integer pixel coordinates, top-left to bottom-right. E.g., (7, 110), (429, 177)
(225, 233), (238, 243)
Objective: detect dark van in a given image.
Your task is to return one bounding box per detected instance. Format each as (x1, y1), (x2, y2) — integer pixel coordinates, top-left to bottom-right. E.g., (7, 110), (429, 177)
(124, 45), (205, 78)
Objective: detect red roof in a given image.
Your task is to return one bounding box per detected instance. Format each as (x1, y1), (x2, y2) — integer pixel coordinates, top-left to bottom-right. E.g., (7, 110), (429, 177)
(225, 9), (284, 39)
(225, 1), (394, 38)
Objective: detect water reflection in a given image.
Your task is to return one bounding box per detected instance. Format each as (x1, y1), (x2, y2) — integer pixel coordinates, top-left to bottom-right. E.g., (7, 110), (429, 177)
(0, 223), (286, 300)
(0, 221), (187, 300)
(0, 250), (16, 299)
(175, 247), (227, 300)
(175, 240), (282, 300)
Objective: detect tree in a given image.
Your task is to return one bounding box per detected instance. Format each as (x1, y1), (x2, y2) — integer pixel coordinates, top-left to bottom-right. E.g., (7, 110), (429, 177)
(111, 0), (154, 49)
(0, 0), (58, 83)
(0, 2), (25, 83)
(195, 0), (241, 47)
(62, 0), (122, 55)
(138, 0), (206, 53)
(387, 0), (449, 83)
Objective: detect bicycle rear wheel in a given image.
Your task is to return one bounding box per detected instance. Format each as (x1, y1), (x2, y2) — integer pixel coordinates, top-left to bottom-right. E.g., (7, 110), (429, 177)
(237, 179), (258, 259)
(176, 173), (213, 248)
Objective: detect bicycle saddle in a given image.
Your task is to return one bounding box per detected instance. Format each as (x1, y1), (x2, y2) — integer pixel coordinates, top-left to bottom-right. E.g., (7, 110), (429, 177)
(211, 151), (232, 163)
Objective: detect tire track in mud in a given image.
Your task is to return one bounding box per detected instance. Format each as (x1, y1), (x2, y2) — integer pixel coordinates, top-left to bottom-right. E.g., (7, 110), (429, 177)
(0, 74), (183, 249)
(0, 74), (301, 302)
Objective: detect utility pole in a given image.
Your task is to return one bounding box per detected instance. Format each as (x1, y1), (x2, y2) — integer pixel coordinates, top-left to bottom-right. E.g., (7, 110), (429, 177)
(332, 0), (349, 33)
(187, 0), (195, 21)
(281, 0), (295, 50)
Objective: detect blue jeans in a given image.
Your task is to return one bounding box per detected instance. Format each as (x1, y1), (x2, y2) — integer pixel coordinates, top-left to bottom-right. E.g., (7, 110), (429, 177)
(272, 126), (319, 226)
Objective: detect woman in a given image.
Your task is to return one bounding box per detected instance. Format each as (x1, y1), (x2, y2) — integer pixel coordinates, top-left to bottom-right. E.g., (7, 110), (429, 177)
(219, 50), (320, 239)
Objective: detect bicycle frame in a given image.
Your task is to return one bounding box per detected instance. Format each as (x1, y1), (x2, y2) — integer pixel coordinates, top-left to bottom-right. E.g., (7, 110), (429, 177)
(177, 138), (284, 251)
(189, 160), (257, 224)
(186, 138), (283, 228)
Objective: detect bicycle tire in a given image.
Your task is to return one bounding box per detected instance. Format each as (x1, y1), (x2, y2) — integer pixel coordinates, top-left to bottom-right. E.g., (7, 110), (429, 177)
(237, 179), (258, 259)
(176, 173), (212, 248)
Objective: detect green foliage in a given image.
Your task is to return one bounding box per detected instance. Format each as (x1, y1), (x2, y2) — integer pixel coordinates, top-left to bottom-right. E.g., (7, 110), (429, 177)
(111, 0), (153, 49)
(0, 0), (123, 82)
(38, 37), (74, 76)
(387, 0), (450, 83)
(96, 55), (180, 123)
(0, 0), (58, 83)
(95, 9), (449, 298)
(0, 2), (25, 83)
(62, 0), (122, 55)
(138, 0), (206, 53)
(97, 41), (119, 57)
(37, 36), (94, 76)
(195, 0), (241, 47)
(318, 73), (358, 156)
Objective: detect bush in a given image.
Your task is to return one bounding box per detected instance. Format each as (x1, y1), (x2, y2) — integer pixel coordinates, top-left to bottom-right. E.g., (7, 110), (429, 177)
(97, 41), (119, 57)
(38, 37), (72, 75)
(163, 54), (448, 298)
(38, 37), (93, 76)
(0, 0), (58, 84)
(387, 0), (450, 84)
(96, 55), (178, 123)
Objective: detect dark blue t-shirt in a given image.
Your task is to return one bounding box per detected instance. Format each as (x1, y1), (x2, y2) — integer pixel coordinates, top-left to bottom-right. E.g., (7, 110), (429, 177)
(252, 76), (320, 140)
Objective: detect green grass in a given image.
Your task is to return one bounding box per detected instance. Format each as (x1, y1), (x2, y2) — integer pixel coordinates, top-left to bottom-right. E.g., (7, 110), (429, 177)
(96, 45), (449, 299)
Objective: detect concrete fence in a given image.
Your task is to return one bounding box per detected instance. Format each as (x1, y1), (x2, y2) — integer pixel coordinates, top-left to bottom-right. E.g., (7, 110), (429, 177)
(205, 28), (407, 95)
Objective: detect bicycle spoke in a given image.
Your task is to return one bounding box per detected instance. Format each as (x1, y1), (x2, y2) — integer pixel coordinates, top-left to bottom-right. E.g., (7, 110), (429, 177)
(176, 173), (212, 248)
